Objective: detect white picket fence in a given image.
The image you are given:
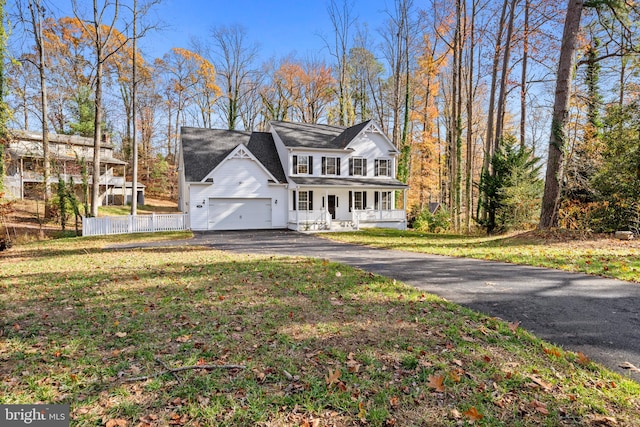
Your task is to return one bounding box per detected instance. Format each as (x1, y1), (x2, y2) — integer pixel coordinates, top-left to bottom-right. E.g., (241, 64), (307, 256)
(82, 213), (189, 237)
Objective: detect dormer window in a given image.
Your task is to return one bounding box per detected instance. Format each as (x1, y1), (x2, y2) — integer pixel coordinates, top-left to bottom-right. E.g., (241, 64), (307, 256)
(375, 159), (391, 177)
(349, 157), (367, 176)
(293, 155), (313, 175)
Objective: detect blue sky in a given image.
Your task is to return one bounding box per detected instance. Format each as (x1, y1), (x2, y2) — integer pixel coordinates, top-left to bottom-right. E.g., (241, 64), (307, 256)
(144, 0), (391, 61)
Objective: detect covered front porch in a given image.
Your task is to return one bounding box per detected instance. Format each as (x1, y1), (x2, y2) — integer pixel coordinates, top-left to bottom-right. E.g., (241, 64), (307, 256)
(286, 178), (408, 232)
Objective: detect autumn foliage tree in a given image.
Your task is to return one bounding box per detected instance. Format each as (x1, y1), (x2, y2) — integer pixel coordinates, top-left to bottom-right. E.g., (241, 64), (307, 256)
(155, 47), (220, 157)
(408, 33), (447, 212)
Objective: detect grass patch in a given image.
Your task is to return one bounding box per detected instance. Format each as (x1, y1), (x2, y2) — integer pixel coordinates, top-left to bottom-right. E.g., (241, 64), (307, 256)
(1, 235), (639, 426)
(324, 228), (640, 283)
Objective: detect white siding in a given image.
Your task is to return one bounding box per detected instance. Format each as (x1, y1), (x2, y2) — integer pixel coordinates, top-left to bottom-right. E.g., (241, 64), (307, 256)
(187, 157), (287, 230)
(348, 132), (397, 178)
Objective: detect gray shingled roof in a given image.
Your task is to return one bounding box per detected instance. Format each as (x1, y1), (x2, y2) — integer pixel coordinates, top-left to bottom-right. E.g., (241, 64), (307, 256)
(289, 176), (408, 188)
(11, 129), (116, 148)
(270, 120), (372, 149)
(180, 127), (286, 183)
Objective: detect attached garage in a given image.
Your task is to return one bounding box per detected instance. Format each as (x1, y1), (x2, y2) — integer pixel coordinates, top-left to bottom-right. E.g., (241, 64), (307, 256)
(208, 198), (272, 230)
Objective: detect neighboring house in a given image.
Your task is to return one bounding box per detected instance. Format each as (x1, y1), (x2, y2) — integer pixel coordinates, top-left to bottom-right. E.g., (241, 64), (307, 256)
(3, 130), (144, 205)
(178, 120), (408, 231)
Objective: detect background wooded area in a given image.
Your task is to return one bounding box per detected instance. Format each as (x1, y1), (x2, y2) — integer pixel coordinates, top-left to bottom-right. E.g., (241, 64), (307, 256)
(2, 0), (640, 234)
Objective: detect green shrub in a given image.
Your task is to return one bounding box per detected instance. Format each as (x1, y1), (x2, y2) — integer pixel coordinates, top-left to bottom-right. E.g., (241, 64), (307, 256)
(412, 206), (450, 233)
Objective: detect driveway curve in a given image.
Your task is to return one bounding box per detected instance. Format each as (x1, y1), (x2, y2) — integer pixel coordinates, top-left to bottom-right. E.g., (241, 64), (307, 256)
(118, 229), (640, 382)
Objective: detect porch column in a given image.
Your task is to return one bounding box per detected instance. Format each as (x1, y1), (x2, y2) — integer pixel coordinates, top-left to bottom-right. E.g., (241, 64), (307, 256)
(295, 190), (299, 230)
(20, 158), (24, 199)
(403, 189), (408, 229)
(122, 164), (126, 206)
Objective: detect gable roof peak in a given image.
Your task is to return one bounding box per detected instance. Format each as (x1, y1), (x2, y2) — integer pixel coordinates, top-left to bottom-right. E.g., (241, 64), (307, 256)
(270, 120), (384, 150)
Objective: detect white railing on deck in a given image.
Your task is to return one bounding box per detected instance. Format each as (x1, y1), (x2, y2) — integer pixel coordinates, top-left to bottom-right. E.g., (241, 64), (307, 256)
(353, 209), (406, 222)
(82, 213), (188, 236)
(288, 209), (332, 230)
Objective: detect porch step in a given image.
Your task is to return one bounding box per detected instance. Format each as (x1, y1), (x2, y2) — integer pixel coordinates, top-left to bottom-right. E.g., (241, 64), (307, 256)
(330, 221), (357, 232)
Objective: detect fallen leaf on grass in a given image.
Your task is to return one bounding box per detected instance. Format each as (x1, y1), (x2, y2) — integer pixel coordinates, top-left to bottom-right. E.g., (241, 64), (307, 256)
(168, 413), (189, 425)
(508, 320), (520, 333)
(463, 407), (483, 423)
(427, 374), (445, 392)
(115, 332), (127, 338)
(175, 334), (191, 343)
(619, 361), (640, 373)
(325, 368), (341, 387)
(358, 401), (367, 421)
(389, 396), (400, 408)
(576, 352), (590, 365)
(543, 346), (562, 358)
(106, 419), (128, 427)
(527, 374), (552, 391)
(589, 414), (618, 426)
(346, 353), (361, 373)
(530, 399), (549, 415)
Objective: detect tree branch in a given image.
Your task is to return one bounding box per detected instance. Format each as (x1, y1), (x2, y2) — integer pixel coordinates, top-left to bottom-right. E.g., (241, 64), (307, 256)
(123, 358), (246, 383)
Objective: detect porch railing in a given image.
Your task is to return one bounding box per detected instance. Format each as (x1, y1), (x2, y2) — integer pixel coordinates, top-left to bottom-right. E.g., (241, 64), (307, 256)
(82, 213), (188, 237)
(353, 209), (406, 222)
(288, 209), (332, 230)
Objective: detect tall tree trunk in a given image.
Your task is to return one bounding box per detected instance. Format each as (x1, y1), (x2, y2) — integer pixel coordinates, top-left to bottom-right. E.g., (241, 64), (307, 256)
(455, 0), (464, 232)
(131, 0), (138, 215)
(619, 29), (626, 106)
(539, 0), (584, 229)
(28, 0), (51, 216)
(494, 0), (517, 150)
(399, 0), (412, 185)
(74, 0), (120, 218)
(0, 0), (5, 191)
(327, 0), (353, 126)
(465, 0), (477, 233)
(520, 0), (529, 147)
(391, 0), (406, 149)
(448, 0), (464, 231)
(91, 58), (104, 217)
(480, 0), (508, 222)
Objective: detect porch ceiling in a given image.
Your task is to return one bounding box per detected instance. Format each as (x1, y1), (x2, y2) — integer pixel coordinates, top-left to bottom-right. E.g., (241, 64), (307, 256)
(289, 176), (408, 189)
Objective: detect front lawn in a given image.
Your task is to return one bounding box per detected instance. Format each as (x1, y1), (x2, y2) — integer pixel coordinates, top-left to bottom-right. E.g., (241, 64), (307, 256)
(1, 235), (639, 426)
(325, 229), (640, 283)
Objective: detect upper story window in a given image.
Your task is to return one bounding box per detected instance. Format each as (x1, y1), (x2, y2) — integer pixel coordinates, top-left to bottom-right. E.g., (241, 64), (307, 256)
(349, 157), (367, 176)
(375, 159), (391, 177)
(293, 155), (313, 175)
(322, 156), (341, 175)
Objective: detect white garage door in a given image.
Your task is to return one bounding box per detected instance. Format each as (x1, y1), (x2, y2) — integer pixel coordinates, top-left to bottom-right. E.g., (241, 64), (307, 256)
(208, 198), (272, 230)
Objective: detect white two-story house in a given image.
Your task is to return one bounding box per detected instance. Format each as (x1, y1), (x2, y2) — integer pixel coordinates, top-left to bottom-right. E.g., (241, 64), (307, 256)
(178, 120), (408, 231)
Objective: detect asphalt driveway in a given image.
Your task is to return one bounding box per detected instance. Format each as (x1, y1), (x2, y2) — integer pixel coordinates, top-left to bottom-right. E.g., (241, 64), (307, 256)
(118, 229), (640, 382)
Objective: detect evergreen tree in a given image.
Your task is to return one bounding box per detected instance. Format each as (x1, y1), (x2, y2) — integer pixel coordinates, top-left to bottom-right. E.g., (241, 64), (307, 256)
(66, 85), (98, 137)
(479, 136), (543, 233)
(591, 102), (640, 232)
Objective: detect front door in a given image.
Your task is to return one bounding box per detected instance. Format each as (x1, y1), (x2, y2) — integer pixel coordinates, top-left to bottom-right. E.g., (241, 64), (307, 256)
(328, 195), (336, 219)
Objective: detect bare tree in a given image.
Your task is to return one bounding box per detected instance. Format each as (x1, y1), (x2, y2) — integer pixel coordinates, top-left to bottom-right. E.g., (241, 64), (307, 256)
(209, 25), (258, 131)
(493, 0), (518, 148)
(15, 0), (53, 215)
(325, 0), (355, 126)
(72, 0), (127, 217)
